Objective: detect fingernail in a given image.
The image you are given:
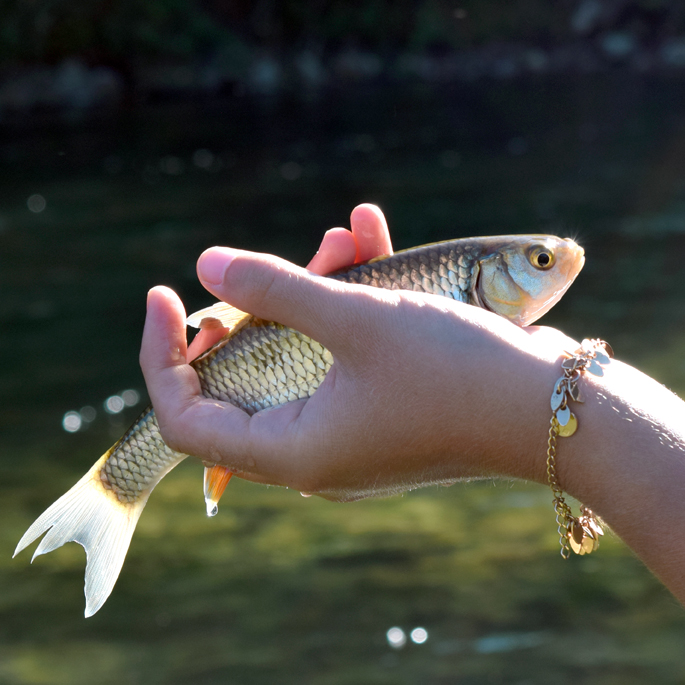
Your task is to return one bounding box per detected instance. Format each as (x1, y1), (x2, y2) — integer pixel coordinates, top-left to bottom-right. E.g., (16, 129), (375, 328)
(198, 248), (237, 285)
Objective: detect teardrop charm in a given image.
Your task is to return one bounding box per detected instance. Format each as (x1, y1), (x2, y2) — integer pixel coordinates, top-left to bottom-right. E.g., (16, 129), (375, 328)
(593, 350), (610, 366)
(556, 405), (571, 427)
(551, 378), (566, 411)
(586, 359), (604, 376)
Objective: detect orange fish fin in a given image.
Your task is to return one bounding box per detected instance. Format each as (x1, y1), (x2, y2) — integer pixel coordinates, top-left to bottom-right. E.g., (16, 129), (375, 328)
(203, 465), (233, 517)
(186, 302), (252, 331)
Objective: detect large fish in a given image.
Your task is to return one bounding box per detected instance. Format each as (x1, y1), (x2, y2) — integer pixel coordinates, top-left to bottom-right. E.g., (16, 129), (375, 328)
(14, 234), (584, 616)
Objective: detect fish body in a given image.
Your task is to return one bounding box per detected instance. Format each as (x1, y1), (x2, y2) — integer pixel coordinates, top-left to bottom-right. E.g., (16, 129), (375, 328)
(14, 234), (584, 616)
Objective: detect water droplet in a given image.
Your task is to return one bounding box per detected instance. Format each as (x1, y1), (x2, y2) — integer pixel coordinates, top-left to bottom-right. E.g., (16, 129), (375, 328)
(206, 500), (219, 517)
(300, 492), (312, 498)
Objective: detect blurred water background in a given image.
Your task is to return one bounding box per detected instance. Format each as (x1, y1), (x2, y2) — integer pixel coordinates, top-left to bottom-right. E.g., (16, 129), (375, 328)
(4, 2), (685, 684)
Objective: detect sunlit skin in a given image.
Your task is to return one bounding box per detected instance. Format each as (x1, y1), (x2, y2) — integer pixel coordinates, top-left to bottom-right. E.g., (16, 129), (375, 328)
(141, 204), (685, 605)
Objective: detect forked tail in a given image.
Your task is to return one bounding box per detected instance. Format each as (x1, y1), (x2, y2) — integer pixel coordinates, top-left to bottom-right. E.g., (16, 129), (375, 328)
(14, 452), (151, 617)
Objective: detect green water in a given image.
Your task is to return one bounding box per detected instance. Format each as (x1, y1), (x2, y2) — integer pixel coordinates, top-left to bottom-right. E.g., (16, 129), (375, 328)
(3, 75), (685, 683)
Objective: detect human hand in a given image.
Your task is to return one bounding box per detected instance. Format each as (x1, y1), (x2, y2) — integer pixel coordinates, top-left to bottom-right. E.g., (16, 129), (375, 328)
(185, 204), (393, 361)
(141, 205), (572, 501)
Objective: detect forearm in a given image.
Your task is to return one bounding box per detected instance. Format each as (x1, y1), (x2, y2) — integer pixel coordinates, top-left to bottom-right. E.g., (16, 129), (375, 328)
(538, 356), (685, 602)
(143, 233), (685, 602)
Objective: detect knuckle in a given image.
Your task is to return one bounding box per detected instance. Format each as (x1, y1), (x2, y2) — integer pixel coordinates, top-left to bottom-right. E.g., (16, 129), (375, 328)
(230, 256), (284, 318)
(154, 402), (196, 455)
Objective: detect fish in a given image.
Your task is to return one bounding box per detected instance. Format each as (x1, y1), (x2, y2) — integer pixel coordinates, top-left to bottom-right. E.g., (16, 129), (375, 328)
(14, 234), (584, 617)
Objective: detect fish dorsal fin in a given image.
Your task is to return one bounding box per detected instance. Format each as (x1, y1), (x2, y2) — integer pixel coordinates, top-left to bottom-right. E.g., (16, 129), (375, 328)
(365, 253), (393, 265)
(186, 302), (252, 331)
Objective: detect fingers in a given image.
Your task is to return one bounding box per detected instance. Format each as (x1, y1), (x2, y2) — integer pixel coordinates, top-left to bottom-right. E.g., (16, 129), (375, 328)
(140, 286), (203, 418)
(306, 204), (392, 274)
(141, 287), (190, 376)
(186, 327), (229, 362)
(140, 287), (216, 412)
(306, 227), (357, 275)
(140, 287), (255, 467)
(140, 287), (303, 483)
(186, 203), (392, 361)
(196, 248), (390, 354)
(350, 204), (393, 263)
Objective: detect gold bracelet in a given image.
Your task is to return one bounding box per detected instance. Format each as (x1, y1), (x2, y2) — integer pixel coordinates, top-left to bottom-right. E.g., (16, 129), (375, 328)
(547, 338), (612, 558)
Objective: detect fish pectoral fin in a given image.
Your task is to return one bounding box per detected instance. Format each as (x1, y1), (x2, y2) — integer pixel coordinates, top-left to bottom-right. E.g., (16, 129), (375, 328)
(186, 302), (253, 331)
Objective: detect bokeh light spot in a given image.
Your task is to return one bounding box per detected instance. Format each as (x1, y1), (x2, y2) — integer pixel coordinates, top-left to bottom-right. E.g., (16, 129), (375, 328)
(62, 411), (82, 433)
(27, 194), (46, 213)
(193, 149), (214, 169)
(386, 627), (406, 649)
(280, 161), (302, 181)
(121, 389), (140, 407)
(410, 627), (428, 644)
(104, 395), (125, 414)
(80, 406), (97, 422)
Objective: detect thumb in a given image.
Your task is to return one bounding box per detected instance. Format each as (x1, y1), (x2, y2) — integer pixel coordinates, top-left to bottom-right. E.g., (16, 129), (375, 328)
(196, 247), (395, 353)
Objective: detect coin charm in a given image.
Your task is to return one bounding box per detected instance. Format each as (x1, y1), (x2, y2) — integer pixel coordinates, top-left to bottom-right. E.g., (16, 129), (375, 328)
(585, 517), (604, 538)
(579, 533), (596, 555)
(568, 520), (584, 554)
(557, 412), (577, 437)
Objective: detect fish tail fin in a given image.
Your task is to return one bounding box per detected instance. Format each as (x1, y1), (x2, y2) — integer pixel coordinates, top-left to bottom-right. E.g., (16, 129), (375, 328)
(13, 452), (148, 618)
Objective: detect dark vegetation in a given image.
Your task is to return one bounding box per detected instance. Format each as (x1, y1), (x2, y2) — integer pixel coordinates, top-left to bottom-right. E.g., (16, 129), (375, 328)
(2, 0), (685, 67)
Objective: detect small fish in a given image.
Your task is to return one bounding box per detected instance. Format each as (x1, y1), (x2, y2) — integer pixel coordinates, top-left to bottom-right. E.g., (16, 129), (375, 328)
(14, 235), (584, 616)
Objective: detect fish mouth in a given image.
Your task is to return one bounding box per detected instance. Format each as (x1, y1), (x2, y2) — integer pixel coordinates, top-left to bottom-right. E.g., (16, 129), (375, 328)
(480, 294), (522, 308)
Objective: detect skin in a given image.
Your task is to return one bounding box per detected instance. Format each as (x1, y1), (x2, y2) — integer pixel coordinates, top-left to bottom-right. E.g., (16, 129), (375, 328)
(140, 204), (685, 604)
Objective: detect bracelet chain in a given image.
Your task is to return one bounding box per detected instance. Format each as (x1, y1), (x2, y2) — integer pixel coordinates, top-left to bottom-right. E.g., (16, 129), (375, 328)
(547, 338), (612, 557)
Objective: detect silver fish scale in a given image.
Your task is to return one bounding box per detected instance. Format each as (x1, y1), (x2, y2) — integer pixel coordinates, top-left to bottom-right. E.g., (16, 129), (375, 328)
(100, 408), (181, 502)
(336, 245), (475, 303)
(194, 326), (333, 414)
(95, 241), (480, 503)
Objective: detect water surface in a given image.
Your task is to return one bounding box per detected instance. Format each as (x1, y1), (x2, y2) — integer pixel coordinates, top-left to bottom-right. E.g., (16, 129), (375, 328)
(2, 75), (685, 684)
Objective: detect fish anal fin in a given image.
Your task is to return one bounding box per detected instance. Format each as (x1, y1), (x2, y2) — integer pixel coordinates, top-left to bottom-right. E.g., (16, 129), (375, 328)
(203, 465), (233, 517)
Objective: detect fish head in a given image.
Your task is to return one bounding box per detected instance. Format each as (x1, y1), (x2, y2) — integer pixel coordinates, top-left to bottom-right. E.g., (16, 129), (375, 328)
(474, 235), (584, 326)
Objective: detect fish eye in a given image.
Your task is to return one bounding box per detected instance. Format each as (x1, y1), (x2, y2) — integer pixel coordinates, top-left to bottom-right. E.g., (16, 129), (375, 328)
(529, 246), (555, 270)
